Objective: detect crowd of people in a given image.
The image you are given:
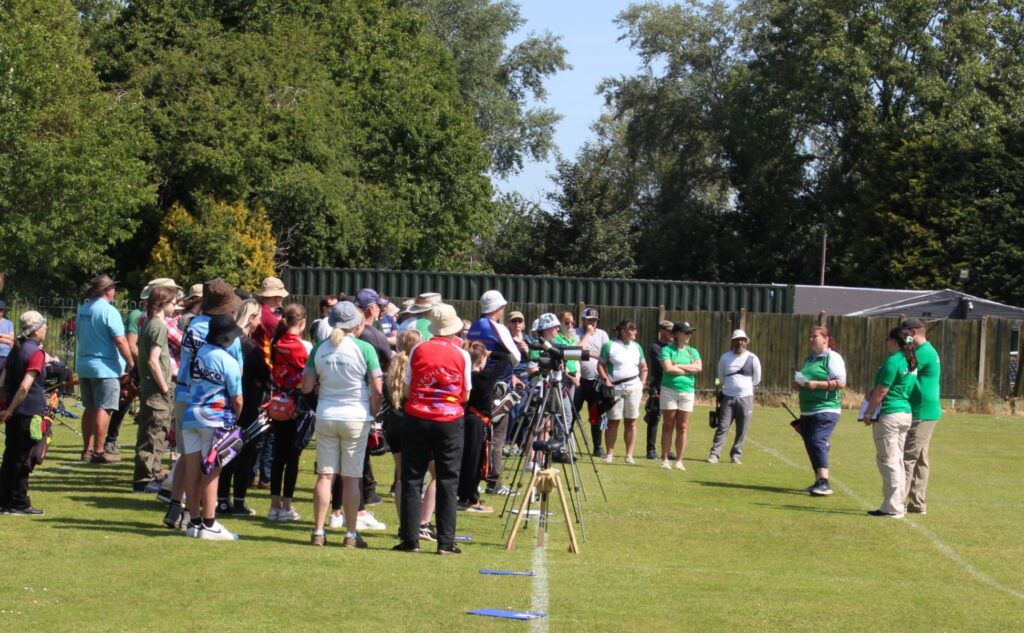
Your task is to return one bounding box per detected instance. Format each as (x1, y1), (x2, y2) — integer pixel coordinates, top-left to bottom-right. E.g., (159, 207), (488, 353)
(0, 277), (943, 542)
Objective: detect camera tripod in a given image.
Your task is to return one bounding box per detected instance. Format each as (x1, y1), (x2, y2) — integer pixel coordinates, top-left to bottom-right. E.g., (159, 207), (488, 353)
(499, 365), (606, 545)
(505, 439), (579, 553)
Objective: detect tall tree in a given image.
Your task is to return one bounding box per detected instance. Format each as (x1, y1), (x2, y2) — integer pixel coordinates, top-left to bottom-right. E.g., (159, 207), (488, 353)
(0, 0), (154, 295)
(408, 0), (570, 176)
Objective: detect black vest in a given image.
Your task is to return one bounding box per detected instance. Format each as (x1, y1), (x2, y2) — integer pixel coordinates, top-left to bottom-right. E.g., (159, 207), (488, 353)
(3, 338), (47, 417)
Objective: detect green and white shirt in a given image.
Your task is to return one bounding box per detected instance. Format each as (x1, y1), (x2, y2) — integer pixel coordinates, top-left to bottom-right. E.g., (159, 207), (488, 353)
(875, 351), (917, 415)
(599, 339), (645, 387)
(798, 350), (846, 415)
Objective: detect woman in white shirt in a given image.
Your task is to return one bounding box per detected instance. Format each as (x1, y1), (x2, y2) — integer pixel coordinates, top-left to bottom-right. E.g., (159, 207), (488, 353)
(597, 320), (648, 464)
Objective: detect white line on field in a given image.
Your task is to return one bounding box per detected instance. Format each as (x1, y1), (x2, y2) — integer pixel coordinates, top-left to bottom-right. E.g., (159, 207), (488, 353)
(36, 462), (79, 476)
(530, 540), (550, 632)
(752, 438), (1024, 601)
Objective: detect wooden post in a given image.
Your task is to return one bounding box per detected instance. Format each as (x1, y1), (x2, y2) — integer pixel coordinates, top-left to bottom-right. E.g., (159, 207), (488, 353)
(577, 300), (586, 322)
(817, 310), (828, 327)
(1011, 321), (1023, 413)
(739, 308), (747, 332)
(658, 304), (666, 324)
(977, 316), (989, 401)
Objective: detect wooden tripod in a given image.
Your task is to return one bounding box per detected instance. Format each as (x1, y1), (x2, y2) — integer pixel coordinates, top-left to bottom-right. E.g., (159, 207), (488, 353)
(505, 467), (579, 554)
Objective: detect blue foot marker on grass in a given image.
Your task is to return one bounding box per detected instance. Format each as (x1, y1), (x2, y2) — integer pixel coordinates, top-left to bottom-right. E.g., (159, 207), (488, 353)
(467, 608), (546, 620)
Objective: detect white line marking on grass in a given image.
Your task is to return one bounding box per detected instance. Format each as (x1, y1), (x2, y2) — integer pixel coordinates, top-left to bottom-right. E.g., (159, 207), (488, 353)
(752, 438), (1024, 601)
(36, 462), (79, 476)
(530, 541), (550, 633)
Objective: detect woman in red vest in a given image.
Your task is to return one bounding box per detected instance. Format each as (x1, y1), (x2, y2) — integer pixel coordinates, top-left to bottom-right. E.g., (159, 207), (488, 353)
(394, 303), (471, 555)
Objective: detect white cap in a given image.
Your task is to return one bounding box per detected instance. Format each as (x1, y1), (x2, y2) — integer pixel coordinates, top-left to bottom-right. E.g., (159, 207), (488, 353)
(731, 329), (749, 341)
(480, 290), (507, 314)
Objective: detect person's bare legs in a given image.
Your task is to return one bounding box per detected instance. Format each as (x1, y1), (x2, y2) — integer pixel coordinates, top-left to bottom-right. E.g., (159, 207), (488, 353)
(200, 467), (220, 521)
(183, 452), (202, 519)
(623, 419), (637, 459)
(313, 474), (333, 532)
(420, 462), (436, 527)
(82, 408), (97, 455)
(604, 419), (621, 457)
(342, 476), (361, 534)
(676, 411), (690, 464)
(661, 410), (678, 461)
(93, 408), (111, 453)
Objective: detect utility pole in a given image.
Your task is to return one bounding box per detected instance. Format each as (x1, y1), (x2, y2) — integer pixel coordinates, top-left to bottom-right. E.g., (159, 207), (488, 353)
(819, 226), (827, 286)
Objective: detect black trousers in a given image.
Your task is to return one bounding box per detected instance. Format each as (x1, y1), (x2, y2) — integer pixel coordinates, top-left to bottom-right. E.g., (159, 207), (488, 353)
(106, 392), (135, 445)
(270, 422), (301, 498)
(0, 414), (34, 510)
(399, 414), (464, 548)
(457, 413), (485, 503)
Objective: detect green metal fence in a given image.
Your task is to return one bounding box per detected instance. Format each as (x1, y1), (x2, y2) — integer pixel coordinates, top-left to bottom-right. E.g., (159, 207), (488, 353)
(281, 267), (794, 313)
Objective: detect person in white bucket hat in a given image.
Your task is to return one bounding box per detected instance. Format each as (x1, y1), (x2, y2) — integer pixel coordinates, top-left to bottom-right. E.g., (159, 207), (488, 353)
(708, 329), (761, 465)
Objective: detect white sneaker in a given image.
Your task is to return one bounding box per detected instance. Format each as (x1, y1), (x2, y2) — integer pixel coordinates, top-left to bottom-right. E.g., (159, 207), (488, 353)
(674, 461), (686, 471)
(661, 460), (671, 470)
(356, 512), (387, 531)
(624, 455), (635, 465)
(199, 520), (239, 541)
(328, 513), (345, 529)
(267, 507), (280, 521)
(602, 453), (614, 464)
(707, 455), (719, 464)
(184, 523), (203, 538)
(278, 507), (301, 522)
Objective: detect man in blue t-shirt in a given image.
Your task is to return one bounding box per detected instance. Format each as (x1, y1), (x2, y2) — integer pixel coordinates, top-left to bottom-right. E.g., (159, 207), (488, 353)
(75, 275), (133, 464)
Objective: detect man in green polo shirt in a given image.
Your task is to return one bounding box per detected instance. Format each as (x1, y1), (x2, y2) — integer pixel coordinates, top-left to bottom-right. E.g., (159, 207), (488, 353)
(901, 317), (941, 515)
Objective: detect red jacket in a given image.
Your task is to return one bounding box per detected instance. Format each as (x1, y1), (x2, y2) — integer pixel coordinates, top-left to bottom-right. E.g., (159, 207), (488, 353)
(404, 337), (470, 422)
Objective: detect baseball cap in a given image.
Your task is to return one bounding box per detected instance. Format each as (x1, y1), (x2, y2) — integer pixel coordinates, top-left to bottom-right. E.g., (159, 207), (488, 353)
(355, 288), (381, 310)
(582, 307), (599, 319)
(672, 321), (696, 334)
(901, 317), (925, 329)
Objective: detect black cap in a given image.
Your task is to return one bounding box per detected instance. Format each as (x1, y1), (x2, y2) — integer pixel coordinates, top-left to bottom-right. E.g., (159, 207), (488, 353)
(207, 314), (243, 347)
(900, 317), (925, 329)
(672, 321), (696, 334)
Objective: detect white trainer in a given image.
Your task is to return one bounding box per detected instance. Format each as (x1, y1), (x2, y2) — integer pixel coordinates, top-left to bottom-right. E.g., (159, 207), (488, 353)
(278, 507), (301, 522)
(328, 513), (345, 529)
(199, 520), (239, 541)
(624, 455), (636, 465)
(356, 512), (387, 531)
(661, 459), (671, 470)
(674, 461), (686, 471)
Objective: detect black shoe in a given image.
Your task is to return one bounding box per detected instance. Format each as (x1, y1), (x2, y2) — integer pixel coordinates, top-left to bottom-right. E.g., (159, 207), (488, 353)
(232, 501), (256, 516)
(552, 451), (571, 464)
(808, 479), (833, 496)
(163, 505), (183, 529)
(217, 501), (234, 516)
(364, 494), (384, 506)
(592, 448), (605, 458)
(437, 544), (462, 556)
(9, 506), (44, 516)
(392, 541), (420, 552)
(867, 509), (904, 518)
(104, 442), (119, 455)
(668, 452), (677, 461)
(646, 450), (658, 460)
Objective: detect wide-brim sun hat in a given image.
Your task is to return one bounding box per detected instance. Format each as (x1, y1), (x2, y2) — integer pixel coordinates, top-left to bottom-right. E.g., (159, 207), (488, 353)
(407, 292), (442, 314)
(328, 301), (362, 330)
(141, 278), (183, 300)
(480, 290), (507, 314)
(183, 283), (203, 301)
(429, 303), (463, 337)
(257, 276), (289, 298)
(201, 280), (241, 316)
(88, 274), (118, 297)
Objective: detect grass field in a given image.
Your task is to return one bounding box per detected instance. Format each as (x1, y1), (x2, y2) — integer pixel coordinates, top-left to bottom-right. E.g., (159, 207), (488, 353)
(1, 405), (1022, 632)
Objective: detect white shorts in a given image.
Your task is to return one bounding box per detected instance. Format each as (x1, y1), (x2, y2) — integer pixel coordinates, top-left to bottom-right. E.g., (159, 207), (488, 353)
(315, 418), (370, 478)
(181, 427), (216, 455)
(608, 383), (642, 420)
(660, 386), (694, 412)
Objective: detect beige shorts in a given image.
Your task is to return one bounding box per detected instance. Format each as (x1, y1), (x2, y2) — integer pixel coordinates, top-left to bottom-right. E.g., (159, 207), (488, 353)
(608, 382), (642, 420)
(315, 418), (370, 477)
(181, 427), (216, 455)
(660, 386), (695, 412)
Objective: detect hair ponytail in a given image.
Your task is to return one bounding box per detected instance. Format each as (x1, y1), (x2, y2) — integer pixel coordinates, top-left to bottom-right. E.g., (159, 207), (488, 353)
(889, 326), (918, 372)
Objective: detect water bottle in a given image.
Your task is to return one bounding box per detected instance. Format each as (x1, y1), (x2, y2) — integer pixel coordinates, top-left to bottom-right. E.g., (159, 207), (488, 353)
(600, 413), (608, 431)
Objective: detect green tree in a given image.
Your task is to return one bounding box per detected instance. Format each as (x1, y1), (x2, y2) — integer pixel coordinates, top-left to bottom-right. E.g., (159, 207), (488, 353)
(0, 0), (154, 295)
(147, 200), (277, 290)
(408, 0), (570, 176)
(92, 0), (496, 273)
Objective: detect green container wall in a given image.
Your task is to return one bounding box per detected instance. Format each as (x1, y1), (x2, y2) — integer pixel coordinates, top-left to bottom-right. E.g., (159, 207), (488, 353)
(281, 267), (794, 314)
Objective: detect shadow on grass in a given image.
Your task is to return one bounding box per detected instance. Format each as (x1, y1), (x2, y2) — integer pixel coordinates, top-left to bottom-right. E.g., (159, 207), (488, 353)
(40, 516), (170, 537)
(752, 502), (865, 516)
(692, 480), (808, 496)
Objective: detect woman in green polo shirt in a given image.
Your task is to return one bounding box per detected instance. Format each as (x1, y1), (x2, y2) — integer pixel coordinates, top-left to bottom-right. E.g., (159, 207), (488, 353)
(862, 327), (918, 518)
(793, 326), (846, 496)
(660, 322), (701, 471)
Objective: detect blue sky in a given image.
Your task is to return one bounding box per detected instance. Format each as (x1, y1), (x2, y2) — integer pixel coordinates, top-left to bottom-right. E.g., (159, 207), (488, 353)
(498, 1), (645, 205)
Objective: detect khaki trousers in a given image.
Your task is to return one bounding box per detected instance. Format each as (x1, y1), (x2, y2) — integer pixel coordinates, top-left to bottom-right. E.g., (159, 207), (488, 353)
(872, 412), (912, 514)
(903, 420), (938, 512)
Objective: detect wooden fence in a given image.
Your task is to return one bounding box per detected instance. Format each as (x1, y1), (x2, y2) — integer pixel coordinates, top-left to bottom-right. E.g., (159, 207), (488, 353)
(3, 296), (1016, 399)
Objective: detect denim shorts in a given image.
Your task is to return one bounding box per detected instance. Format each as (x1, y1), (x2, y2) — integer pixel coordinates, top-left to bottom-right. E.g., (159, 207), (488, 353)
(80, 377), (120, 411)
